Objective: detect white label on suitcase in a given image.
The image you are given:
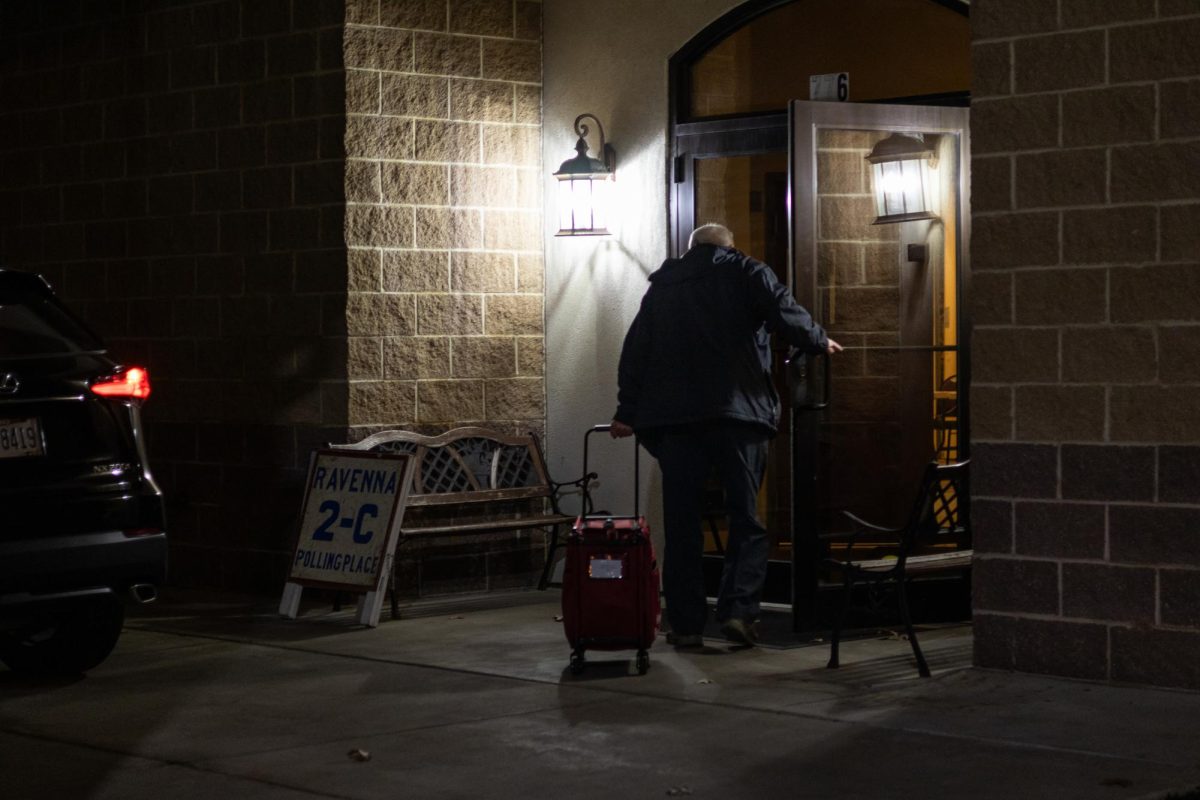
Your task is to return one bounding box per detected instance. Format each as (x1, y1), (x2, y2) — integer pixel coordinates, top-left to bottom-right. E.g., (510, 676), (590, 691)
(588, 557), (624, 579)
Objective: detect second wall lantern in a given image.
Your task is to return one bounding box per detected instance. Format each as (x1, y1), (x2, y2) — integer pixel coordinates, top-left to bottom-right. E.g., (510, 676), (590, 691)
(553, 113), (616, 236)
(866, 132), (938, 225)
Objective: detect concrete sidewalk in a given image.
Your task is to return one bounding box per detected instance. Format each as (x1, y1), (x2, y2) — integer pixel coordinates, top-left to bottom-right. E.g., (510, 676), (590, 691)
(3, 589), (1199, 800)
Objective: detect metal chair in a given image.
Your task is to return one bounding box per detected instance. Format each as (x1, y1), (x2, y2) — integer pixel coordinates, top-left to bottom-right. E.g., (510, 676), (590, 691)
(825, 459), (971, 677)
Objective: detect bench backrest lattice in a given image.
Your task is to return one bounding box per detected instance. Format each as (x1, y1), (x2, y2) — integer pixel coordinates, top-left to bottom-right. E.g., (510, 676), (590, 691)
(907, 460), (970, 558)
(331, 427), (554, 508)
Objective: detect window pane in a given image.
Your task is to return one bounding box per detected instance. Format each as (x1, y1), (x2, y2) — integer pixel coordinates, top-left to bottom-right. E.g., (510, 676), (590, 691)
(694, 154), (788, 269)
(814, 126), (965, 545)
(0, 291), (101, 357)
(688, 0), (970, 119)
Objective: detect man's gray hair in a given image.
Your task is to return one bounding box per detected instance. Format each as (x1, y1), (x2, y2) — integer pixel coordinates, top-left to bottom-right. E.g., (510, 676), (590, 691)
(688, 223), (734, 250)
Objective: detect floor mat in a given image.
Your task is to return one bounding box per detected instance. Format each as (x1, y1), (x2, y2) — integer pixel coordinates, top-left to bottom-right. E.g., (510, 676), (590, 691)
(695, 608), (825, 649)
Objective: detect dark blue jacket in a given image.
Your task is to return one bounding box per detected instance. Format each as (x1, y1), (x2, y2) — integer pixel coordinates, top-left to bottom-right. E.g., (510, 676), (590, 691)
(614, 245), (829, 434)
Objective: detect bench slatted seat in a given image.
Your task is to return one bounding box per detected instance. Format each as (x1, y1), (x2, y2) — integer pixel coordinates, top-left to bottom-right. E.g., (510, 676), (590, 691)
(845, 549), (973, 576)
(824, 459), (972, 677)
(331, 427), (586, 618)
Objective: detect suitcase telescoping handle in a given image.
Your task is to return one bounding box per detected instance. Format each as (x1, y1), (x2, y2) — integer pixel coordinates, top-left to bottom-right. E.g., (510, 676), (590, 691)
(583, 424), (639, 517)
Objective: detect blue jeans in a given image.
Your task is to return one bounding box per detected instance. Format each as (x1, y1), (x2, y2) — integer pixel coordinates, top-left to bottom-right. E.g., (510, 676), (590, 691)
(642, 422), (771, 636)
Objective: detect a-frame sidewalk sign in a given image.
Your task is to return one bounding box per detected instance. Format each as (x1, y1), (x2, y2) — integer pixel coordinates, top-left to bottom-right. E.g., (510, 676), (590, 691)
(279, 448), (415, 628)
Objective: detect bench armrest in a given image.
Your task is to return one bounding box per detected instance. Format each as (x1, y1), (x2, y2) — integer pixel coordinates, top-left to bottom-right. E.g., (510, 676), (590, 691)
(841, 510), (903, 535)
(547, 471), (598, 516)
(819, 510), (905, 556)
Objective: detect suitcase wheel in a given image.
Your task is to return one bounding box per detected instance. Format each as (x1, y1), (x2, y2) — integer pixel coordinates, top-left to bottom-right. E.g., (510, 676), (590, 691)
(636, 649), (650, 675)
(569, 648), (586, 675)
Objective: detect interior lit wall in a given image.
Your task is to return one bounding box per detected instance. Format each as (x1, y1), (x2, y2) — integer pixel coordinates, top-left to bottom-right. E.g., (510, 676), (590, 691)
(542, 0), (739, 537)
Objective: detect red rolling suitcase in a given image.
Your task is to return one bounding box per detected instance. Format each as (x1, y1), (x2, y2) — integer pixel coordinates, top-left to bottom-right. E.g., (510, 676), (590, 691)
(562, 424), (660, 675)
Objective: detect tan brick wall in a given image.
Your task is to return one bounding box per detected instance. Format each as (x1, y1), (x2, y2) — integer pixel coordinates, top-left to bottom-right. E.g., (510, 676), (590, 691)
(341, 0), (544, 598)
(0, 1), (544, 597)
(344, 0), (544, 443)
(0, 1), (349, 593)
(971, 1), (1200, 689)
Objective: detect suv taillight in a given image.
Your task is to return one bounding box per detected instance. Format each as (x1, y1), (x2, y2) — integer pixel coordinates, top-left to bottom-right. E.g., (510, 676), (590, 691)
(91, 367), (151, 400)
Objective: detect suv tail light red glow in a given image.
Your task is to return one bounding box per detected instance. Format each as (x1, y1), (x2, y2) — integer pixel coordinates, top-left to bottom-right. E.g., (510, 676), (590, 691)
(90, 367), (151, 400)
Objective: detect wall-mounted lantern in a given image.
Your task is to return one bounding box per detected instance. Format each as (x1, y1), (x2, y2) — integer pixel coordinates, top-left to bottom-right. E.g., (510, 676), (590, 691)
(553, 113), (616, 236)
(866, 132), (937, 225)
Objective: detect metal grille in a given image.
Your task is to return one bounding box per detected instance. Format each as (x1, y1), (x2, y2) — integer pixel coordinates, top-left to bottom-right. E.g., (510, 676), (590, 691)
(421, 446), (473, 493)
(931, 477), (959, 531)
(454, 437), (498, 489)
(494, 445), (536, 489)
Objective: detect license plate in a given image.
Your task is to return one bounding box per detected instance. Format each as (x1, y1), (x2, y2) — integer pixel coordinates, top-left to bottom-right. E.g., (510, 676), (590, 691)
(0, 417), (44, 458)
(589, 557), (624, 579)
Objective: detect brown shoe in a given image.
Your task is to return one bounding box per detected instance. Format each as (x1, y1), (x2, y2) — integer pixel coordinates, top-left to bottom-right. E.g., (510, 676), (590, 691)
(666, 631), (704, 648)
(720, 618), (759, 646)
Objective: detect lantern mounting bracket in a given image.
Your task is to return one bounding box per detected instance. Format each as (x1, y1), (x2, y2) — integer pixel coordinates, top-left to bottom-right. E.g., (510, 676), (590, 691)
(573, 113), (616, 174)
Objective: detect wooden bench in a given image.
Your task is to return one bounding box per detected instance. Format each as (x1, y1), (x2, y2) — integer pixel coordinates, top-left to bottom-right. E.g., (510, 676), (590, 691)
(330, 427), (587, 617)
(824, 459), (972, 677)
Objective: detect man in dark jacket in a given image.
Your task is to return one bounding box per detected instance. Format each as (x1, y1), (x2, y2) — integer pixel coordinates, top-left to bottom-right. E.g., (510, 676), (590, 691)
(611, 223), (841, 647)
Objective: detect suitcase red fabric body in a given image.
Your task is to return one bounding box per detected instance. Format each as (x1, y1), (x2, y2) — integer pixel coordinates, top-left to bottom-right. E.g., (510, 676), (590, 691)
(561, 515), (660, 672)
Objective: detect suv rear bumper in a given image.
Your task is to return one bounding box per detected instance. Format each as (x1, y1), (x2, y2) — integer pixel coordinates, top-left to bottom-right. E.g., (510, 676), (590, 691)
(0, 529), (167, 600)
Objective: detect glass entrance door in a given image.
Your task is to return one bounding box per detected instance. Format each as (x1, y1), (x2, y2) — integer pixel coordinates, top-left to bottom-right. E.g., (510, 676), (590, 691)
(687, 150), (799, 604)
(676, 102), (970, 629)
(789, 101), (971, 627)
(694, 152), (792, 553)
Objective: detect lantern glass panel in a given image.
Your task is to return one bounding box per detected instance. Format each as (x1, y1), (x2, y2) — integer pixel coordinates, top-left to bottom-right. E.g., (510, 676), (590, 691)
(902, 158), (927, 215)
(590, 176), (611, 231)
(555, 174), (611, 235)
(870, 154), (934, 223)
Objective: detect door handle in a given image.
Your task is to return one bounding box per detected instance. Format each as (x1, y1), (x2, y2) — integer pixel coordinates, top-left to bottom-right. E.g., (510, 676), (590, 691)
(787, 350), (831, 411)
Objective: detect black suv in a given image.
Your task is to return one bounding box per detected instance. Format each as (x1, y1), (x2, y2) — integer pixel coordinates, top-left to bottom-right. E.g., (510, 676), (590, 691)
(0, 269), (166, 675)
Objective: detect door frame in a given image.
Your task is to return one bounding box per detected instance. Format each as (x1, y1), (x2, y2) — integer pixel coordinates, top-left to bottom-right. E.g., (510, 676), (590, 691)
(667, 0), (973, 631)
(671, 107), (973, 627)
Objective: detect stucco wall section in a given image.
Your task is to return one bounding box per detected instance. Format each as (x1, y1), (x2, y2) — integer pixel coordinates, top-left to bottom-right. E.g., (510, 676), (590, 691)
(542, 0), (738, 524)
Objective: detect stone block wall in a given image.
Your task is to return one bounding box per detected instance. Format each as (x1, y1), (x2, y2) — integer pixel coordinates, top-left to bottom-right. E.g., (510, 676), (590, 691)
(0, 1), (349, 592)
(343, 0), (543, 435)
(970, 1), (1200, 689)
(0, 0), (545, 597)
(342, 0), (545, 596)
